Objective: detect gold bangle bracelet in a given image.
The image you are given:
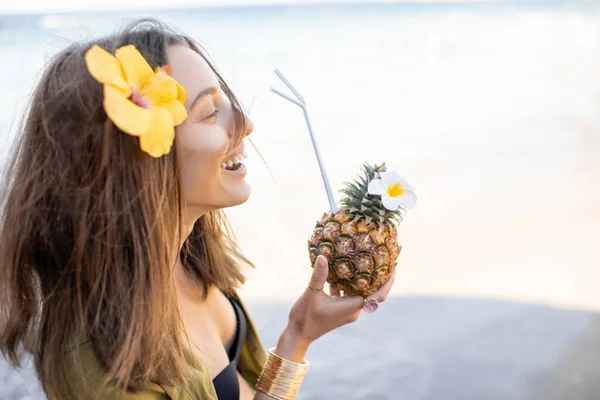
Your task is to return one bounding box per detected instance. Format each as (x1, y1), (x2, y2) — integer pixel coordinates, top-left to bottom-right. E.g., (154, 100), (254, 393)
(255, 348), (309, 400)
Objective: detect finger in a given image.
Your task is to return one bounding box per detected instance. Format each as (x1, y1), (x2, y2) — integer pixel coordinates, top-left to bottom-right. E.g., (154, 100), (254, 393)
(328, 294), (364, 316)
(371, 268), (397, 303)
(345, 309), (362, 325)
(329, 284), (340, 297)
(307, 255), (328, 295)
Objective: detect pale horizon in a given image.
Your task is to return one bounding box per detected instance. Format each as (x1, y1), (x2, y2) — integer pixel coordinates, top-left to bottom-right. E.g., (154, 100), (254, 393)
(2, 0), (379, 16)
(0, 0), (522, 17)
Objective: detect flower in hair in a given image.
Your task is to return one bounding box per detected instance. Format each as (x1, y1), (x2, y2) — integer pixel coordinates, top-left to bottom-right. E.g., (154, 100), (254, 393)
(85, 44), (187, 157)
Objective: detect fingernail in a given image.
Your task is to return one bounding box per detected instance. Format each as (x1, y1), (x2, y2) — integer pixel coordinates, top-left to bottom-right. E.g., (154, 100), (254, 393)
(316, 255), (327, 267)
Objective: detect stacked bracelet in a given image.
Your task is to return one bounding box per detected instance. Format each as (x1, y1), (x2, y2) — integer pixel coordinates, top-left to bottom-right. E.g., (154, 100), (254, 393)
(255, 348), (310, 400)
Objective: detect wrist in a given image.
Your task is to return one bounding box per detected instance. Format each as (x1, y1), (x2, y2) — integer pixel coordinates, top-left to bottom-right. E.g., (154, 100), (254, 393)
(274, 326), (311, 363)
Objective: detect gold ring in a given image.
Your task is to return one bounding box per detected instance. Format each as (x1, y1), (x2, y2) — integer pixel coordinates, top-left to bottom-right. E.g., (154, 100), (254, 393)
(307, 285), (323, 292)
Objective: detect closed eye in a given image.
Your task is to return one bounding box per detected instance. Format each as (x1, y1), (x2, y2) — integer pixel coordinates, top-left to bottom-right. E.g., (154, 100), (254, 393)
(203, 109), (219, 121)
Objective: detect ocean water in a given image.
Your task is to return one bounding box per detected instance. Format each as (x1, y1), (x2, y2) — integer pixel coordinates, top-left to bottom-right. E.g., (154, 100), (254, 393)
(1, 3), (600, 309)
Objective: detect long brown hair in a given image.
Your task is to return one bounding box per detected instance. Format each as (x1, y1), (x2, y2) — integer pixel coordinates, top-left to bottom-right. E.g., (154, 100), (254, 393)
(0, 19), (251, 399)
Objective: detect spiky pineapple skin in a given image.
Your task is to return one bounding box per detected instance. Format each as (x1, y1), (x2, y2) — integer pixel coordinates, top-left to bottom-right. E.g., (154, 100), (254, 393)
(308, 211), (401, 297)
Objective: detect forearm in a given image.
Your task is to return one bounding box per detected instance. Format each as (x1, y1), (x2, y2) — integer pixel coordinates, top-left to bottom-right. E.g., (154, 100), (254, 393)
(253, 328), (310, 400)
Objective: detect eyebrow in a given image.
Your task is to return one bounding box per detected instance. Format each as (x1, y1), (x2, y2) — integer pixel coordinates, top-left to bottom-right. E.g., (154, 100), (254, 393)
(189, 87), (218, 109)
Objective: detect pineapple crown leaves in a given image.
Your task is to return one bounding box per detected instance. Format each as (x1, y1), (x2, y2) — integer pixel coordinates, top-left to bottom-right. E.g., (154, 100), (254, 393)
(338, 162), (404, 226)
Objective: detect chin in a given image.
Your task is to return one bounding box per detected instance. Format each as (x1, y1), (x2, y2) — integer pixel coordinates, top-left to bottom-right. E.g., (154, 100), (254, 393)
(224, 181), (251, 208)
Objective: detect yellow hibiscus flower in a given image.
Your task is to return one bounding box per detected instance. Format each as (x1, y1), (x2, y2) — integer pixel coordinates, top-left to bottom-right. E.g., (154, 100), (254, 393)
(84, 44), (187, 157)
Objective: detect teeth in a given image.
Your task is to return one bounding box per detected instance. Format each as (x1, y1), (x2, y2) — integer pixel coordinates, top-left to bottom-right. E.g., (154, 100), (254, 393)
(222, 153), (247, 168)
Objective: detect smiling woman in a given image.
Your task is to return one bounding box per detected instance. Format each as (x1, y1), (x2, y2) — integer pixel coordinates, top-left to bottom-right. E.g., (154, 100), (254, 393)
(0, 18), (398, 400)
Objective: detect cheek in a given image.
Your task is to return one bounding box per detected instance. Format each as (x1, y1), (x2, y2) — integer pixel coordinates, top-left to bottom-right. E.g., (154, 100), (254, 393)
(177, 124), (229, 160)
(176, 124), (229, 196)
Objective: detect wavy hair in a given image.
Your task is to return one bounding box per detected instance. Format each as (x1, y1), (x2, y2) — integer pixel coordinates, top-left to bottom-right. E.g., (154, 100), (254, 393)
(0, 19), (251, 399)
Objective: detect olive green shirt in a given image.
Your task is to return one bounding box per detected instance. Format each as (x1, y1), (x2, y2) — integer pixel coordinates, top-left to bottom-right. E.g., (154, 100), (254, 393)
(60, 293), (267, 400)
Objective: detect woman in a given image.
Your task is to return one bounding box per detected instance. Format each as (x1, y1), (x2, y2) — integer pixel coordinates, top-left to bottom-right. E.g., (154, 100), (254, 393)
(0, 19), (396, 399)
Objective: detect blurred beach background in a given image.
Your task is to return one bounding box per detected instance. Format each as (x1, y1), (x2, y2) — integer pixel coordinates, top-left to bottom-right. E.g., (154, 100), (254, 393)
(2, 1), (600, 399)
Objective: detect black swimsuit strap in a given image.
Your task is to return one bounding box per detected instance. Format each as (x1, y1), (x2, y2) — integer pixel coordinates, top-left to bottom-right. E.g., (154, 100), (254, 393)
(211, 296), (248, 400)
(228, 296), (248, 366)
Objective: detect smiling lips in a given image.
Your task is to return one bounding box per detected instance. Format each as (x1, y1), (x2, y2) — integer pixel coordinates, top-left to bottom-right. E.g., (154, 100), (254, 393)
(221, 150), (248, 171)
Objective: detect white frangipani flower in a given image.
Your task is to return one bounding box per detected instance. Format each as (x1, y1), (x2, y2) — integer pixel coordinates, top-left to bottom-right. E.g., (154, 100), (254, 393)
(367, 171), (417, 211)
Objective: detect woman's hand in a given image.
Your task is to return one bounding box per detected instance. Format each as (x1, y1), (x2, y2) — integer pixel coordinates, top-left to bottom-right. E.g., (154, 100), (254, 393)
(274, 255), (397, 362)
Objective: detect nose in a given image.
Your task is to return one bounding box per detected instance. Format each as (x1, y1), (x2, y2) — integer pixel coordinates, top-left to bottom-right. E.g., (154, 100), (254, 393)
(243, 115), (254, 138)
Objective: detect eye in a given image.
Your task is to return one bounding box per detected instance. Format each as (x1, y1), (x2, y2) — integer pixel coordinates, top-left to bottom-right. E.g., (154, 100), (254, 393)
(203, 109), (219, 121)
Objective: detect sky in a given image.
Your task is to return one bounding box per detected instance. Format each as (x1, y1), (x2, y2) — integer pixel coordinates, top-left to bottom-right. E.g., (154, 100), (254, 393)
(0, 0), (399, 15)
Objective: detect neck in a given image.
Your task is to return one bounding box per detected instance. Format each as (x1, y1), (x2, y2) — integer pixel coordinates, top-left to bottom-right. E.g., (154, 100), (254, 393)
(172, 210), (206, 303)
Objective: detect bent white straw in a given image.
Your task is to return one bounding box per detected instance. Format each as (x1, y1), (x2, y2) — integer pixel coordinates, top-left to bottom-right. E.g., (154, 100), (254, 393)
(270, 69), (337, 214)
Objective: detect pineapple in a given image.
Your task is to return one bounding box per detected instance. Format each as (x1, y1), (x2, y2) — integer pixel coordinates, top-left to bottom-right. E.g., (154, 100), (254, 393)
(308, 163), (406, 297)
